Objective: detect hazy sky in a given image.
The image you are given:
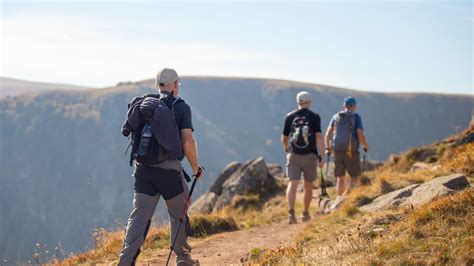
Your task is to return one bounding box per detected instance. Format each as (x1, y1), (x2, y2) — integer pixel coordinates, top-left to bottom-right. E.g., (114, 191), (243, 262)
(1, 0), (472, 94)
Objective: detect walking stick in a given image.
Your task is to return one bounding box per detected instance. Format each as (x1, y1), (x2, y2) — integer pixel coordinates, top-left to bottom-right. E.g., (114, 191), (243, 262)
(166, 167), (204, 266)
(362, 148), (367, 173)
(325, 151), (330, 179)
(319, 156), (328, 198)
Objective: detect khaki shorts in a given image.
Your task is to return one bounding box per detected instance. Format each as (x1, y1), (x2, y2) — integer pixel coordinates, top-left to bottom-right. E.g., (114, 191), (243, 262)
(334, 151), (361, 177)
(286, 153), (318, 182)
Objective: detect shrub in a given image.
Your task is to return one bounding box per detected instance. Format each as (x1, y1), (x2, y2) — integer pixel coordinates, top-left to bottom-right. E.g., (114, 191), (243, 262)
(188, 214), (238, 237)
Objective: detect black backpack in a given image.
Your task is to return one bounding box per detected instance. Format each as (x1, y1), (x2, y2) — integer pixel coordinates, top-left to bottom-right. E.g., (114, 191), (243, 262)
(127, 94), (182, 166)
(289, 114), (315, 154)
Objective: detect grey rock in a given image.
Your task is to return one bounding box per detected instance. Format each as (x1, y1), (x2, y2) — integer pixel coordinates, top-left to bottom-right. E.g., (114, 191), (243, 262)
(401, 174), (470, 208)
(319, 196), (347, 214)
(360, 174), (470, 212)
(210, 161), (241, 195)
(359, 184), (420, 212)
(189, 192), (218, 214)
(267, 163), (282, 176)
(214, 157), (270, 210)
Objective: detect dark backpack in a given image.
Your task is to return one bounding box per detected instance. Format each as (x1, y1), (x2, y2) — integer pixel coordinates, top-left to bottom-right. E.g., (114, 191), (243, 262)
(333, 111), (358, 153)
(125, 94), (182, 166)
(289, 114), (315, 154)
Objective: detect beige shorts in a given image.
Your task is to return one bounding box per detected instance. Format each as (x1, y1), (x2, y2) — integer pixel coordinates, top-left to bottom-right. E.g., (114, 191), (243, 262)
(334, 151), (361, 177)
(286, 153), (318, 182)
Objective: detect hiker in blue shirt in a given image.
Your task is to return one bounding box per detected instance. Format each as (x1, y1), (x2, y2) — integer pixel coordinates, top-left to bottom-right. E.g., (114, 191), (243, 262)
(325, 96), (369, 197)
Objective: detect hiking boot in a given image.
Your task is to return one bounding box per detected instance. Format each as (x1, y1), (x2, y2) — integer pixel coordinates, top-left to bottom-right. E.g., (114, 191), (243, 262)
(176, 253), (199, 266)
(302, 211), (311, 222)
(288, 209), (297, 224)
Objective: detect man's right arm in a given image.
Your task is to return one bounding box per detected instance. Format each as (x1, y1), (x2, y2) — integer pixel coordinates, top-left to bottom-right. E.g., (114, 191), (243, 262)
(325, 116), (334, 153)
(325, 126), (334, 151)
(355, 114), (368, 152)
(281, 135), (289, 153)
(357, 129), (369, 152)
(181, 128), (201, 176)
(281, 115), (291, 153)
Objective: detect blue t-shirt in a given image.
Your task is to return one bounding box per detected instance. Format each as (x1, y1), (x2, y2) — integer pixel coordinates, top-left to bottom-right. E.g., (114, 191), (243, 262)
(329, 112), (363, 140)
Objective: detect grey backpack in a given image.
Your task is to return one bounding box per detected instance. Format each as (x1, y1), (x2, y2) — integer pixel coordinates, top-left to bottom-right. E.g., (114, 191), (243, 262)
(333, 111), (358, 153)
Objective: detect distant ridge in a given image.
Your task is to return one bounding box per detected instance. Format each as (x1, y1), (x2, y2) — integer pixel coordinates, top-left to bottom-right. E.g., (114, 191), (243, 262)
(0, 77), (92, 98)
(2, 76), (471, 98)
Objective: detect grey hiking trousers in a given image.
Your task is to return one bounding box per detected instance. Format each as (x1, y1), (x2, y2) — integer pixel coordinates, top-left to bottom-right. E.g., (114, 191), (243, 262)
(118, 161), (190, 266)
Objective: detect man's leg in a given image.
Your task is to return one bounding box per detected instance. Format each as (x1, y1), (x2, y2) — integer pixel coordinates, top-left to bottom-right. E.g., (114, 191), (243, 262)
(180, 176), (192, 252)
(118, 192), (160, 266)
(286, 153), (301, 224)
(334, 152), (347, 197)
(302, 180), (313, 222)
(345, 152), (361, 195)
(336, 176), (345, 196)
(303, 180), (313, 212)
(301, 153), (317, 221)
(165, 192), (198, 265)
(287, 180), (299, 211)
(344, 176), (355, 195)
(286, 180), (299, 224)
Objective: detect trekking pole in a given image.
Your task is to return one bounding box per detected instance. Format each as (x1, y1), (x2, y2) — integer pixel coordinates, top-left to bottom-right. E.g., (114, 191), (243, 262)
(166, 167), (204, 266)
(325, 150), (330, 178)
(320, 168), (328, 197)
(362, 148), (367, 173)
(319, 156), (328, 198)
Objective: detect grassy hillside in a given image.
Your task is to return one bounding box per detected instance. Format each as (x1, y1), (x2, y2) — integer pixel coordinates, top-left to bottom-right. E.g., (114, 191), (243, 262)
(0, 77), (472, 262)
(248, 128), (473, 265)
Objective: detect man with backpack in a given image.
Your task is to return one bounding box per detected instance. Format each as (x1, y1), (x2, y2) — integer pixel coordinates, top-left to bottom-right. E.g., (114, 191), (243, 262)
(281, 91), (324, 224)
(325, 96), (368, 197)
(119, 68), (204, 266)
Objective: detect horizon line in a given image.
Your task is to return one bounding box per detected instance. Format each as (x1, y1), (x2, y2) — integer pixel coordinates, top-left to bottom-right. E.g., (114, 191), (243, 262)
(1, 75), (472, 98)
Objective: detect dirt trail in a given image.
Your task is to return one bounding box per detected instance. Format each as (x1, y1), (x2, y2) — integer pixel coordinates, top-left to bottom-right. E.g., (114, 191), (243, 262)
(142, 218), (309, 265)
(102, 188), (323, 265)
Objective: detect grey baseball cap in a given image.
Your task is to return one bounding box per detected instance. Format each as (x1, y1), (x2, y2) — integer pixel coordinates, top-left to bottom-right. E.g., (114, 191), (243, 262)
(296, 91), (311, 103)
(156, 68), (179, 86)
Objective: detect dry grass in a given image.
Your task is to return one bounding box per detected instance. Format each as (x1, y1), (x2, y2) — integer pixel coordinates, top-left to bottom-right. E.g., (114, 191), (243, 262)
(59, 226), (169, 265)
(442, 142), (474, 176)
(374, 188), (474, 265)
(188, 213), (238, 237)
(59, 213), (238, 265)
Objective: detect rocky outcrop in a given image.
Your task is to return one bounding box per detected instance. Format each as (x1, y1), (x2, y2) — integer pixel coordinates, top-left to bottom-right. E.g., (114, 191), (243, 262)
(210, 161), (242, 195)
(359, 184), (420, 212)
(400, 174), (470, 208)
(360, 174), (470, 212)
(319, 196), (347, 214)
(190, 157), (282, 213)
(189, 192), (218, 214)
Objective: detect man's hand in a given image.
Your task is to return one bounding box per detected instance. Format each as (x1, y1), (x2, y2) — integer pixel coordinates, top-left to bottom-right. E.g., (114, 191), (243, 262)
(363, 145), (369, 153)
(318, 158), (324, 169)
(193, 166), (205, 179)
(325, 148), (332, 156)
